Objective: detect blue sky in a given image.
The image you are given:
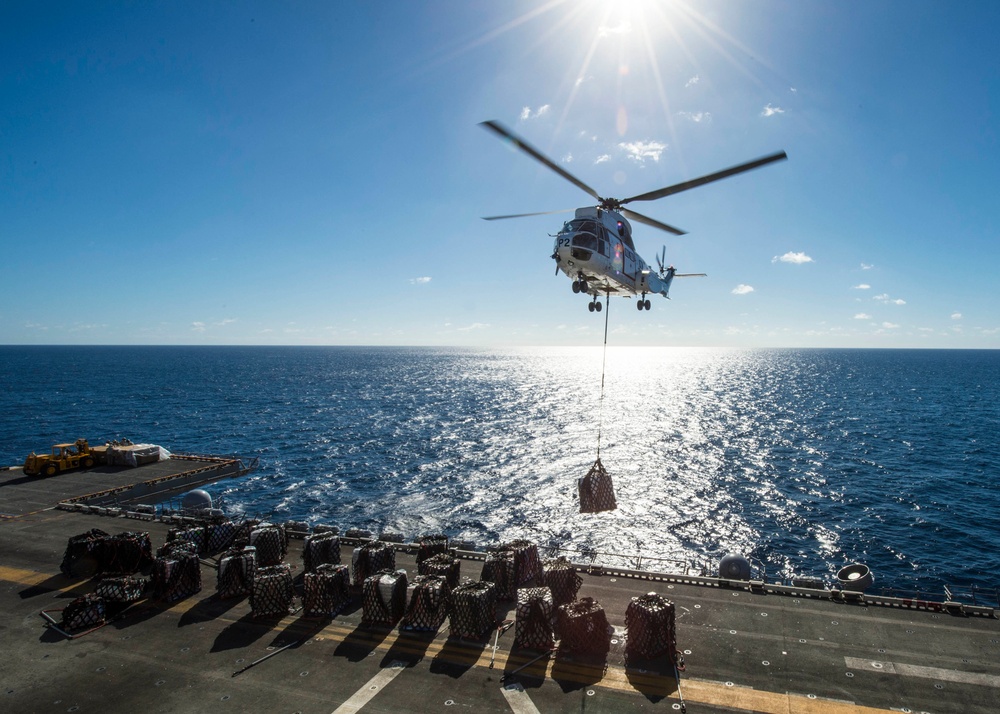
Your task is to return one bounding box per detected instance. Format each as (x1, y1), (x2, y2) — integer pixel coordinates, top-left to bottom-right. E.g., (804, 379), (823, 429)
(2, 0), (998, 348)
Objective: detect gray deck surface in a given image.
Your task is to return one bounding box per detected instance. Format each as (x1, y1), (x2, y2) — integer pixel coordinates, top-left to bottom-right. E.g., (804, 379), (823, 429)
(2, 474), (1000, 713)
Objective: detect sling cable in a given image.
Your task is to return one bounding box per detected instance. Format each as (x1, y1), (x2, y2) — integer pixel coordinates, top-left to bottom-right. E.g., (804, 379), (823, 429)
(578, 292), (617, 513)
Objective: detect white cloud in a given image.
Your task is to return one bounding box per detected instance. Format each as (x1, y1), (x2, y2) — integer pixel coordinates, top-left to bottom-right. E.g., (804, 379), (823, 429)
(761, 103), (785, 117)
(732, 284), (755, 295)
(852, 284), (870, 290)
(457, 322), (489, 331)
(677, 111), (711, 123)
(854, 313), (872, 320)
(594, 154), (610, 164)
(519, 105), (550, 121)
(618, 140), (667, 163)
(685, 75), (700, 87)
(790, 87), (798, 93)
(874, 293), (906, 305)
(409, 277), (432, 285)
(598, 21), (632, 37)
(772, 251), (813, 264)
(562, 153), (573, 163)
(860, 263), (874, 270)
(191, 321), (206, 333)
(882, 321), (900, 329)
(951, 312), (962, 320)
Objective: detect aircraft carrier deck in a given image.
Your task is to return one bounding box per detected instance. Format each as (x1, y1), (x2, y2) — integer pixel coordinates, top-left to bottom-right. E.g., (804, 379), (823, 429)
(2, 458), (999, 714)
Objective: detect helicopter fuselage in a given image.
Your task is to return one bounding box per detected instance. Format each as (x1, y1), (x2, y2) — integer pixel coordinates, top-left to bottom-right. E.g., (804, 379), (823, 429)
(553, 207), (671, 301)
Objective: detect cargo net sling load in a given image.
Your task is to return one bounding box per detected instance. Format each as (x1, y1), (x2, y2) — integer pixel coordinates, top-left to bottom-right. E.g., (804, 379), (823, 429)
(578, 294), (618, 513)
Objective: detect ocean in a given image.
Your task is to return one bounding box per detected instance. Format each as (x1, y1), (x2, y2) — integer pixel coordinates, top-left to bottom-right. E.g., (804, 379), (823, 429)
(2, 345), (998, 595)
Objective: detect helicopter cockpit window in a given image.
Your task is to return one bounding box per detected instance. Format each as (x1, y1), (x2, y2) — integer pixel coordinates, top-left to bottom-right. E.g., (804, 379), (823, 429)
(571, 232), (598, 251)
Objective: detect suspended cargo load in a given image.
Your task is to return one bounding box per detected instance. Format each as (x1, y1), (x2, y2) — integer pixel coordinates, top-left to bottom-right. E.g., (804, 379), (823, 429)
(578, 457), (617, 513)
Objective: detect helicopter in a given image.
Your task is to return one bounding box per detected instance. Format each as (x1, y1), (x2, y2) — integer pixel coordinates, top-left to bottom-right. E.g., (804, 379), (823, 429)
(480, 120), (787, 312)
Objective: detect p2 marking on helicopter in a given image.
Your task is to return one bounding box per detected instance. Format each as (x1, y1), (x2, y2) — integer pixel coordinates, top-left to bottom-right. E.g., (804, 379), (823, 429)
(480, 120), (787, 312)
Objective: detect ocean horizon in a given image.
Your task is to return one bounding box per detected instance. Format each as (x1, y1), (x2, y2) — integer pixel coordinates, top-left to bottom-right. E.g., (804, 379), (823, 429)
(2, 345), (998, 596)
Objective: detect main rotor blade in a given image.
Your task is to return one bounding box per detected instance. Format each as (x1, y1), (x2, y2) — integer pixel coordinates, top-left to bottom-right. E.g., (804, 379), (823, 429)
(621, 208), (686, 236)
(480, 120), (602, 203)
(482, 208), (575, 221)
(621, 151), (788, 204)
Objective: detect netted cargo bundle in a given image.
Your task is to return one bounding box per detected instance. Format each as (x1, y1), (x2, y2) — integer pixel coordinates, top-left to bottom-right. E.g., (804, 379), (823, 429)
(507, 539), (543, 586)
(303, 532), (341, 573)
(418, 552), (460, 589)
(62, 593), (106, 631)
(217, 546), (257, 599)
(156, 539), (199, 559)
(578, 457), (617, 513)
(59, 529), (110, 577)
(543, 557), (583, 606)
(251, 564), (295, 618)
(480, 549), (516, 600)
(231, 519), (262, 549)
(99, 531), (153, 575)
(625, 593), (677, 660)
(401, 574), (451, 632)
(152, 552), (202, 602)
(95, 575), (147, 604)
(352, 540), (396, 587)
(362, 569), (407, 626)
(556, 597), (611, 658)
(302, 563), (351, 618)
(416, 534), (449, 564)
(206, 521), (238, 553)
(449, 580), (497, 639)
(514, 587), (554, 651)
(167, 526), (207, 556)
(249, 525), (286, 567)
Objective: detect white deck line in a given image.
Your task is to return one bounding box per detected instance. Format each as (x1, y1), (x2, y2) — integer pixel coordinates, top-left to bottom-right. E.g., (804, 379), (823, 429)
(845, 657), (1000, 688)
(500, 682), (542, 714)
(331, 660), (408, 713)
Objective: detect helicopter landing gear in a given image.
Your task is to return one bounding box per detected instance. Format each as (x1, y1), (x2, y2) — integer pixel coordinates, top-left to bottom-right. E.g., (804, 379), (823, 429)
(572, 277), (590, 294)
(588, 297), (603, 312)
(636, 295), (652, 311)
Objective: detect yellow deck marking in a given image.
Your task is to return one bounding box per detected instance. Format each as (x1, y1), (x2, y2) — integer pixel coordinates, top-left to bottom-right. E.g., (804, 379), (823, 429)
(3, 564), (903, 713)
